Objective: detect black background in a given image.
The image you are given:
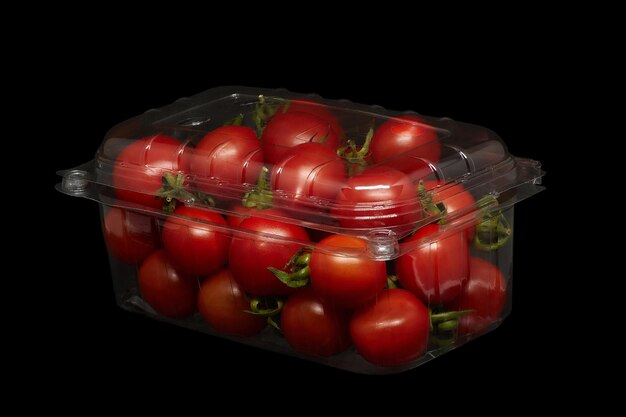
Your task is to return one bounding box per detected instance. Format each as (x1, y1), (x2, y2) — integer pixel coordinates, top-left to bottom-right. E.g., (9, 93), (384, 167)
(40, 43), (565, 403)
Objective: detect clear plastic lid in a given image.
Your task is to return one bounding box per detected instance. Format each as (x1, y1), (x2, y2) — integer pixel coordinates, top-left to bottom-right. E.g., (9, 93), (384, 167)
(58, 86), (544, 258)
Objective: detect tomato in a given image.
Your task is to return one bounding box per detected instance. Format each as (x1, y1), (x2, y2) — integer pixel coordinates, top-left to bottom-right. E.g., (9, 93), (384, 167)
(261, 111), (341, 165)
(225, 204), (261, 228)
(331, 166), (422, 233)
(281, 288), (351, 357)
(197, 269), (267, 337)
(370, 115), (440, 164)
(423, 180), (477, 239)
(395, 223), (469, 305)
(383, 155), (433, 184)
(162, 206), (231, 277)
(449, 257), (507, 336)
(309, 235), (386, 309)
(102, 207), (159, 264)
(271, 142), (346, 208)
(112, 133), (188, 209)
(350, 289), (429, 366)
(229, 209), (310, 296)
(138, 250), (198, 318)
(281, 99), (344, 139)
(189, 126), (263, 193)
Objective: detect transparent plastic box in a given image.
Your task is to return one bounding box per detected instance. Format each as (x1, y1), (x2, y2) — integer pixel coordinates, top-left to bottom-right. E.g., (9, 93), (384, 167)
(56, 86), (544, 374)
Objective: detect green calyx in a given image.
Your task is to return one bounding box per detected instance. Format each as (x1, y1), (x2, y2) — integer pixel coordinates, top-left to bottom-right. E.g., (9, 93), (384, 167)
(473, 195), (512, 251)
(246, 297), (284, 316)
(268, 247), (312, 288)
(386, 275), (399, 289)
(245, 296), (284, 331)
(224, 113), (245, 126)
(429, 308), (474, 348)
(337, 127), (374, 162)
(252, 95), (286, 137)
(418, 180), (447, 219)
(242, 166), (273, 209)
(156, 172), (214, 214)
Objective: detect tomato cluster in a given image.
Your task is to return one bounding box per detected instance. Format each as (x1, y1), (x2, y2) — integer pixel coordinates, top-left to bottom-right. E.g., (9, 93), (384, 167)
(102, 98), (511, 369)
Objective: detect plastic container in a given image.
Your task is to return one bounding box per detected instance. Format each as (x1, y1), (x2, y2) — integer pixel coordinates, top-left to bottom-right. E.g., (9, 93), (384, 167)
(56, 86), (544, 374)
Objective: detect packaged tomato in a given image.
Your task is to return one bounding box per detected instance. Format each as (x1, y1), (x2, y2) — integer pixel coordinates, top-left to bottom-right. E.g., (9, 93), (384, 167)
(57, 87), (544, 374)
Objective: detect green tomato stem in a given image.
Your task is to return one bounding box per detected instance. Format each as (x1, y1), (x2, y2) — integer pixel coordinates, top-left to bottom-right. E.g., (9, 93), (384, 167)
(386, 275), (399, 289)
(474, 211), (512, 251)
(156, 172), (212, 213)
(242, 166), (273, 209)
(268, 265), (310, 288)
(245, 297), (284, 316)
(337, 127), (374, 162)
(430, 309), (474, 324)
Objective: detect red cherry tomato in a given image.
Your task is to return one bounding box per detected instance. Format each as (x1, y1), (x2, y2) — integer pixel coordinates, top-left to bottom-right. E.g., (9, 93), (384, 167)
(309, 235), (386, 309)
(370, 115), (440, 164)
(138, 250), (198, 318)
(162, 206), (231, 277)
(112, 133), (187, 209)
(271, 142), (346, 208)
(225, 204), (261, 228)
(383, 156), (433, 184)
(102, 207), (159, 264)
(282, 99), (344, 139)
(229, 209), (310, 296)
(449, 257), (507, 336)
(395, 223), (469, 305)
(350, 289), (430, 366)
(423, 181), (477, 240)
(261, 111), (341, 165)
(281, 288), (351, 357)
(189, 126), (263, 193)
(197, 269), (267, 337)
(331, 166), (422, 233)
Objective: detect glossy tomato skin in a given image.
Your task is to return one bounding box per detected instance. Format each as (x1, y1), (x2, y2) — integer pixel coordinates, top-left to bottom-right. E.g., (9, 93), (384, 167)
(281, 100), (345, 139)
(112, 134), (187, 209)
(189, 126), (263, 192)
(197, 269), (266, 337)
(138, 250), (198, 318)
(350, 289), (429, 366)
(261, 111), (340, 165)
(309, 235), (387, 309)
(370, 115), (440, 164)
(423, 180), (477, 240)
(281, 288), (351, 357)
(102, 207), (159, 264)
(331, 166), (422, 232)
(162, 206), (231, 277)
(449, 257), (507, 336)
(271, 142), (346, 207)
(229, 209), (310, 296)
(395, 223), (469, 305)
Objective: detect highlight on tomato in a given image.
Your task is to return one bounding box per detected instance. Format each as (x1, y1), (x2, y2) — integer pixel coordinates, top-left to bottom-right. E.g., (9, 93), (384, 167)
(331, 166), (422, 233)
(189, 125), (263, 192)
(161, 206), (231, 278)
(395, 223), (469, 305)
(350, 289), (430, 366)
(111, 133), (188, 209)
(262, 111), (341, 165)
(229, 208), (310, 296)
(308, 235), (387, 309)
